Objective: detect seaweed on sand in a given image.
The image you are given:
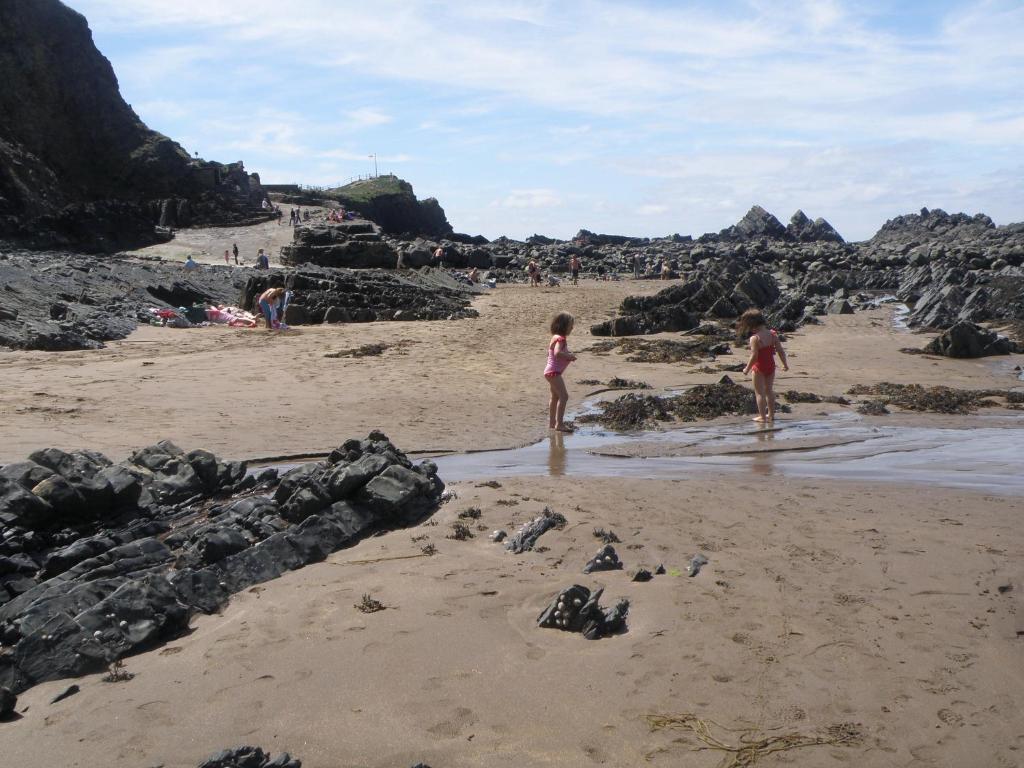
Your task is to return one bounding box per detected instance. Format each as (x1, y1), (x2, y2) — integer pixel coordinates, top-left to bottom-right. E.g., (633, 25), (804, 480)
(618, 337), (731, 364)
(856, 400), (890, 416)
(646, 713), (862, 768)
(670, 382), (757, 422)
(583, 337), (731, 364)
(848, 382), (1005, 414)
(579, 382), (758, 430)
(606, 377), (652, 390)
(781, 390), (822, 403)
(577, 393), (674, 430)
(325, 343), (387, 358)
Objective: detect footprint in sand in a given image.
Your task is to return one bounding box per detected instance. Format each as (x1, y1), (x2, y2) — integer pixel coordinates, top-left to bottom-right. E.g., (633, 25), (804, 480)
(938, 708), (965, 727)
(426, 706), (478, 738)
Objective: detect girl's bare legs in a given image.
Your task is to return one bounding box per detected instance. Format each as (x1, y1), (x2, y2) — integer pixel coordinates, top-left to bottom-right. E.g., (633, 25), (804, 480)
(765, 371), (777, 421)
(547, 375), (569, 429)
(752, 371), (769, 422)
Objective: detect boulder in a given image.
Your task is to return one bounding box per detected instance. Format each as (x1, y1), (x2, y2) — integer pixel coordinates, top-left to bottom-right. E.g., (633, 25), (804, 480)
(0, 686), (16, 718)
(923, 321), (1022, 358)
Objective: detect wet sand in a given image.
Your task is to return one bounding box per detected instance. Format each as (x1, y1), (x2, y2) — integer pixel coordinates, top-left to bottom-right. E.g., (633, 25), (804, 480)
(1, 267), (1024, 767)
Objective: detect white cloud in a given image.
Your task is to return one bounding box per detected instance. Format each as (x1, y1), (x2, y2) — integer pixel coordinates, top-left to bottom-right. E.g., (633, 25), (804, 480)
(637, 204), (669, 216)
(345, 108), (393, 128)
(72, 0), (1024, 238)
(498, 189), (563, 208)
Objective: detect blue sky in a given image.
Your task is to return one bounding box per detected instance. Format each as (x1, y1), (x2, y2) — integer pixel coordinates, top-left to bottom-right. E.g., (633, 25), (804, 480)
(73, 0), (1024, 241)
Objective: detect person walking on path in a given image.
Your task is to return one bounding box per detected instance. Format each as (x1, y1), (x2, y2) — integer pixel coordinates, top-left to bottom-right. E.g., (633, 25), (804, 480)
(739, 308), (789, 423)
(544, 312), (577, 432)
(570, 255), (581, 285)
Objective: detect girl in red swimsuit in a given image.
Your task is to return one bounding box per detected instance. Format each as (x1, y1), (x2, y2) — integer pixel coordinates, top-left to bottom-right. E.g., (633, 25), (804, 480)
(740, 308), (789, 423)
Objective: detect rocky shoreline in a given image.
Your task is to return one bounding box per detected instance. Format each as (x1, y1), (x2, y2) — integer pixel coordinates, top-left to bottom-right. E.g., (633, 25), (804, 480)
(0, 247), (479, 351)
(0, 432), (444, 701)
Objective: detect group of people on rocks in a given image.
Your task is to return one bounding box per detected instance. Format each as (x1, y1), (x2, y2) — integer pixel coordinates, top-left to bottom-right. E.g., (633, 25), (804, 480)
(326, 208), (351, 223)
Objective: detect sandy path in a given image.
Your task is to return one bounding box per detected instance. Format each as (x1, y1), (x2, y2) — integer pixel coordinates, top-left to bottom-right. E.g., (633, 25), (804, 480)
(3, 475), (1021, 767)
(0, 280), (1021, 465)
(123, 205), (330, 267)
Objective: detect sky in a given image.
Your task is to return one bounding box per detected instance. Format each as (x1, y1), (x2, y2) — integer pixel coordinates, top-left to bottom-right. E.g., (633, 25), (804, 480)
(73, 0), (1024, 241)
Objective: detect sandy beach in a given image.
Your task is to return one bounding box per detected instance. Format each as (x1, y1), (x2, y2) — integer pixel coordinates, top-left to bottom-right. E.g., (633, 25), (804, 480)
(1, 265), (1023, 767)
(2, 475), (1021, 767)
(0, 262), (1020, 465)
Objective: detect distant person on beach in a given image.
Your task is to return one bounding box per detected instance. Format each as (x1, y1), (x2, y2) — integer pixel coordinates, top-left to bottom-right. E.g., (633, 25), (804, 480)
(257, 287), (286, 330)
(570, 255), (581, 285)
(632, 254), (641, 279)
(660, 259), (670, 280)
(433, 246), (445, 268)
(232, 243), (239, 264)
(544, 312), (577, 432)
(184, 256), (198, 270)
(224, 249), (230, 265)
(256, 249), (269, 269)
(527, 259), (540, 287)
(739, 308), (789, 423)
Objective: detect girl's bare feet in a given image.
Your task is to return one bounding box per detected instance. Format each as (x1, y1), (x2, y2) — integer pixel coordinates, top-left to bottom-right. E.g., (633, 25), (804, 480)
(753, 416), (766, 423)
(555, 424), (574, 433)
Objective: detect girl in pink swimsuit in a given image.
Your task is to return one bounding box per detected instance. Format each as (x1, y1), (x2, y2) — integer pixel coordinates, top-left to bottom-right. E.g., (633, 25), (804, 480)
(544, 312), (577, 432)
(740, 308), (789, 423)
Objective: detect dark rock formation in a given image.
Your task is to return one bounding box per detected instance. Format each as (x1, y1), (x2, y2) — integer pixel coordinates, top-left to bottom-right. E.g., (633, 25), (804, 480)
(0, 0), (271, 252)
(240, 267), (478, 325)
(281, 221), (395, 268)
(922, 321), (1022, 358)
(197, 747), (300, 768)
(787, 210), (844, 243)
(328, 176), (452, 238)
(0, 249), (250, 350)
(0, 686), (16, 718)
(583, 544), (623, 574)
(0, 246), (482, 351)
(0, 432), (443, 695)
(505, 509), (567, 554)
(718, 205), (789, 241)
(537, 585), (629, 640)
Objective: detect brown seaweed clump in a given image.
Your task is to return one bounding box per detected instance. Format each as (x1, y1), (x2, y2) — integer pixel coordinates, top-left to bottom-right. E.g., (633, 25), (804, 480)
(847, 382), (1006, 414)
(579, 382), (758, 430)
(856, 400), (890, 416)
(583, 337), (731, 364)
(670, 382), (757, 422)
(781, 390), (822, 403)
(618, 337), (731, 364)
(578, 393), (674, 430)
(607, 377), (652, 390)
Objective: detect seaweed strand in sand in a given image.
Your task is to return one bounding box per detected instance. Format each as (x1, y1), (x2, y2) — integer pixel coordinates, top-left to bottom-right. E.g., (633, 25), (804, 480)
(646, 713), (862, 768)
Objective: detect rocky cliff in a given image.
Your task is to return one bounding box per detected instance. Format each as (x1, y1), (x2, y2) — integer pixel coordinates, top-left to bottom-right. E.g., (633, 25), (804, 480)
(0, 0), (270, 252)
(328, 175), (453, 238)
